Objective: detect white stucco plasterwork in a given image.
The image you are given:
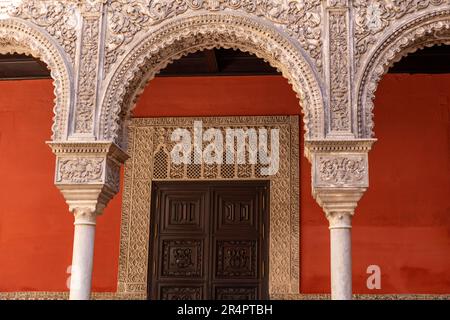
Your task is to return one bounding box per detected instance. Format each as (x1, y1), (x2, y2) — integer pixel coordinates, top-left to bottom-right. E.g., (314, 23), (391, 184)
(1, 0), (450, 300)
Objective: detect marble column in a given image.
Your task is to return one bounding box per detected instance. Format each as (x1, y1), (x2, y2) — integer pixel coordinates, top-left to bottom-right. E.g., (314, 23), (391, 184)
(69, 208), (97, 300)
(327, 211), (353, 300)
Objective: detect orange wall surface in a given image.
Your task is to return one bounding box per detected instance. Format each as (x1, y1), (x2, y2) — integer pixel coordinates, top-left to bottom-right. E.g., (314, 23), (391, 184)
(0, 75), (448, 294)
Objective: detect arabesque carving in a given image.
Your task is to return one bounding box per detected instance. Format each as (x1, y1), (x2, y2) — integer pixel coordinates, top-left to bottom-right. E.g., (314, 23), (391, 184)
(1, 0), (450, 300)
(7, 0), (78, 64)
(105, 0), (323, 75)
(100, 14), (325, 148)
(353, 0), (448, 68)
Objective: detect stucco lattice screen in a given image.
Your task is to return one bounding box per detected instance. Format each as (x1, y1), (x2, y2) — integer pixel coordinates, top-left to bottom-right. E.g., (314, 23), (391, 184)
(118, 116), (300, 298)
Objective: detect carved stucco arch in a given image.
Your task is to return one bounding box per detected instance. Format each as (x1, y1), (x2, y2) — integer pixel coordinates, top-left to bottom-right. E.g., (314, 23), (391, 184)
(358, 9), (450, 138)
(0, 18), (73, 141)
(100, 13), (326, 149)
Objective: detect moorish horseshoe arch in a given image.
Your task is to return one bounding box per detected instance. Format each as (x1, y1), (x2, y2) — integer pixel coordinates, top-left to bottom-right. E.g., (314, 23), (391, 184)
(0, 18), (73, 141)
(99, 13), (326, 148)
(357, 10), (450, 138)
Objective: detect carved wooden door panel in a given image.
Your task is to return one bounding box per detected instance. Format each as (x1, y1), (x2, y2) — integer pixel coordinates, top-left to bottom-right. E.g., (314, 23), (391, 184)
(149, 181), (269, 300)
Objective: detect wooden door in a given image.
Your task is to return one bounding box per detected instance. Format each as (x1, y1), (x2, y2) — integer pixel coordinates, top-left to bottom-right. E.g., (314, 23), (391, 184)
(148, 181), (269, 300)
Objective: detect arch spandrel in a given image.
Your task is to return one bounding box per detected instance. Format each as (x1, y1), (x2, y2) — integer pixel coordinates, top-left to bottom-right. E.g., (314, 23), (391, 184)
(99, 13), (326, 149)
(0, 17), (74, 141)
(103, 0), (324, 76)
(356, 8), (450, 138)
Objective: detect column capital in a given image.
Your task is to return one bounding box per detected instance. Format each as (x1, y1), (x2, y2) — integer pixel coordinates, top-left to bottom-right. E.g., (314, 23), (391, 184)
(48, 141), (129, 217)
(305, 139), (376, 225)
(314, 187), (366, 229)
(73, 207), (97, 226)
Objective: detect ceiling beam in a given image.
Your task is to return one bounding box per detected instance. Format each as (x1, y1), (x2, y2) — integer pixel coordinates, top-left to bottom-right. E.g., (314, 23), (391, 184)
(204, 49), (219, 73)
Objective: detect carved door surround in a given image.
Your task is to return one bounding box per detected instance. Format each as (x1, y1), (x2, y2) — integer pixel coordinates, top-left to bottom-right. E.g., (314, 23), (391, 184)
(149, 181), (269, 300)
(118, 116), (299, 299)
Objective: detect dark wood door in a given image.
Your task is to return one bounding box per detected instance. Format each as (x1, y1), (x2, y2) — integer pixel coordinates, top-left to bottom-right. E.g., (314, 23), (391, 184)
(148, 181), (269, 300)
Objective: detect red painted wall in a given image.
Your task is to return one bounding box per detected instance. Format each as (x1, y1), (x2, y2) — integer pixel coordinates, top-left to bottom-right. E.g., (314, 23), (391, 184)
(0, 75), (448, 294)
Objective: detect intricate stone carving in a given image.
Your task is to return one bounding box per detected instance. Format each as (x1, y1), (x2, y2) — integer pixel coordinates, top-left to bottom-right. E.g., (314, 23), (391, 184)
(118, 116), (300, 297)
(104, 0), (323, 75)
(305, 139), (375, 189)
(101, 14), (324, 149)
(328, 8), (351, 133)
(353, 0), (447, 68)
(7, 0), (78, 64)
(317, 156), (366, 187)
(0, 18), (73, 141)
(357, 12), (450, 137)
(73, 16), (100, 135)
(49, 142), (129, 214)
(57, 158), (104, 183)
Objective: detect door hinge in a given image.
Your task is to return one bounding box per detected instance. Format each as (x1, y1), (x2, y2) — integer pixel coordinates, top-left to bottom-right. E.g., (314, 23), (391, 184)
(154, 223), (159, 239)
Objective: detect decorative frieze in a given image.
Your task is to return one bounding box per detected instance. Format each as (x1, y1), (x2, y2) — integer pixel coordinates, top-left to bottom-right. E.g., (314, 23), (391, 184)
(316, 155), (366, 187)
(57, 158), (104, 184)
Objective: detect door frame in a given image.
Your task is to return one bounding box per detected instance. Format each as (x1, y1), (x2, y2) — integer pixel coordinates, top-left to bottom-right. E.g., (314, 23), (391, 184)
(117, 116), (300, 299)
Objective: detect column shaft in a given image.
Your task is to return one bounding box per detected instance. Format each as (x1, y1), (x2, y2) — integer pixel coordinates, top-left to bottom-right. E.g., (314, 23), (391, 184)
(330, 226), (352, 300)
(69, 211), (97, 300)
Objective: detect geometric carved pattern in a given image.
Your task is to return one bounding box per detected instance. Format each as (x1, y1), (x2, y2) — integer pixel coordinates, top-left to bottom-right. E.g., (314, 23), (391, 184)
(118, 116), (300, 298)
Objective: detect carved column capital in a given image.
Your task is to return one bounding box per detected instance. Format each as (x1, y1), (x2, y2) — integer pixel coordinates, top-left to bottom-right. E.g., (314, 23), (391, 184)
(48, 141), (129, 217)
(314, 188), (366, 229)
(305, 139), (376, 222)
